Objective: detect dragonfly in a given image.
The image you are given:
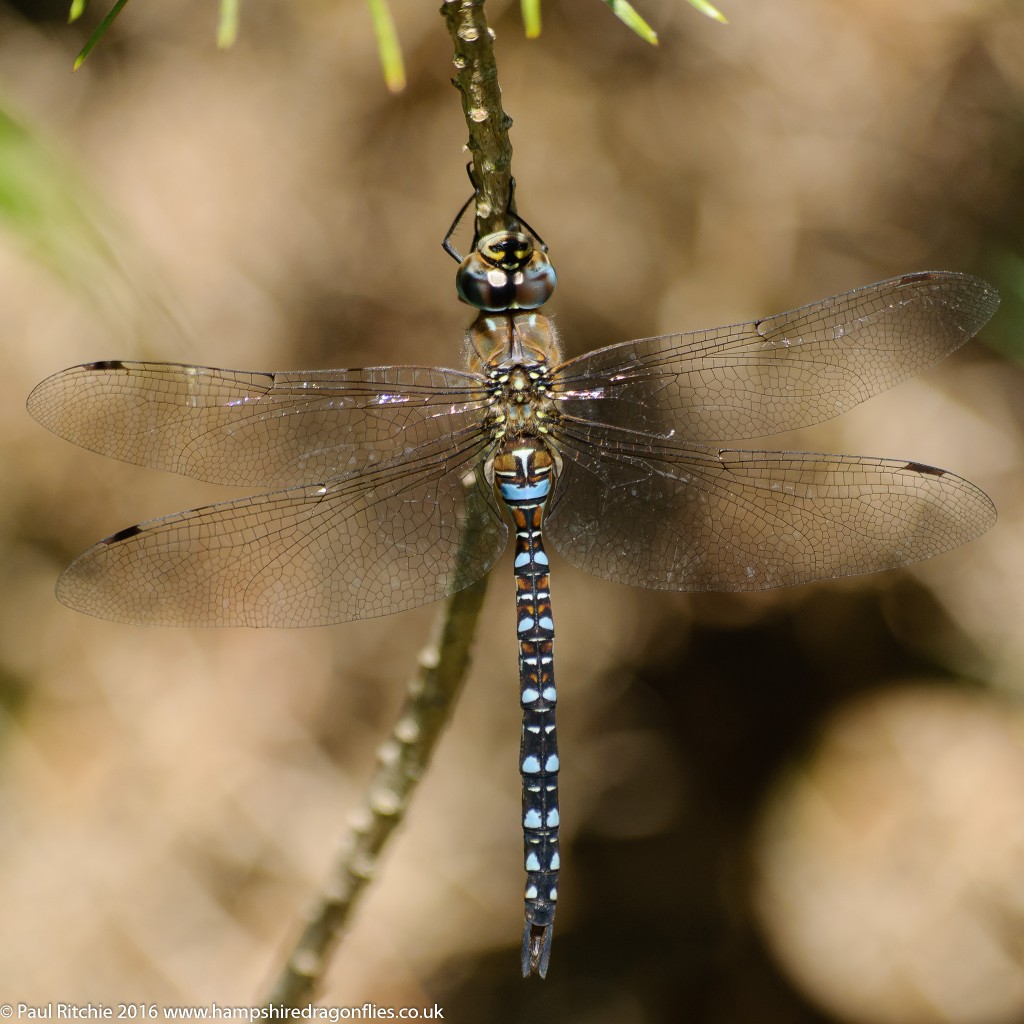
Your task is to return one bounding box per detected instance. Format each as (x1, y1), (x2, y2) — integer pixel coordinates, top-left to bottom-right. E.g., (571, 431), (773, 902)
(28, 197), (998, 978)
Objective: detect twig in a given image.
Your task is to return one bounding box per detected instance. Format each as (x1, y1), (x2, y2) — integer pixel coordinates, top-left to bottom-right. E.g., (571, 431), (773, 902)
(264, 1), (514, 1001)
(440, 0), (518, 234)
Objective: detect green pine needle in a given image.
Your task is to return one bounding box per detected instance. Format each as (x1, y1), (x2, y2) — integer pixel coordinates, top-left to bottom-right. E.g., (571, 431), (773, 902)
(521, 0), (542, 39)
(217, 0), (241, 49)
(73, 0), (130, 70)
(601, 0), (658, 45)
(687, 0), (728, 24)
(367, 0), (406, 93)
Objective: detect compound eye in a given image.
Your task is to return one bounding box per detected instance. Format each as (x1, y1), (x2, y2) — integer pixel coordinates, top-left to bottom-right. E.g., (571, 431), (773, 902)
(457, 230), (555, 311)
(456, 252), (513, 311)
(512, 251), (557, 309)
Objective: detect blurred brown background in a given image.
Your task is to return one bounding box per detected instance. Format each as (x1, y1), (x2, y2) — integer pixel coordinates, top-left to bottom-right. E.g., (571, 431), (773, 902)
(1, 0), (1023, 1020)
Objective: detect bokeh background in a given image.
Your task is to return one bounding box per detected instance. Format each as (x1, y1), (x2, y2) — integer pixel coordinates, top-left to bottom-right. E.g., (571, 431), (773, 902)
(1, 0), (1023, 1020)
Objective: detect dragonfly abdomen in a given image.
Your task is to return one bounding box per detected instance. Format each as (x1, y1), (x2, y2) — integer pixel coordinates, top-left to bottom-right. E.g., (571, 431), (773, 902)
(493, 444), (560, 978)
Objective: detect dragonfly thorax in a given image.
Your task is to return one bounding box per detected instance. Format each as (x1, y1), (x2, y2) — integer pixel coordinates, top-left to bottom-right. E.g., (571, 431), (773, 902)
(486, 362), (559, 445)
(456, 230), (556, 312)
(465, 311), (563, 374)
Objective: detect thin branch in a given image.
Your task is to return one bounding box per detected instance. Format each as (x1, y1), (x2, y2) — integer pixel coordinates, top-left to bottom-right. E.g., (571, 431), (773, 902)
(440, 0), (517, 236)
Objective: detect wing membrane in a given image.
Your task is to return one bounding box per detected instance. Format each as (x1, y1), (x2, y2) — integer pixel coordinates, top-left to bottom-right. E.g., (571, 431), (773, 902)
(553, 272), (998, 443)
(28, 360), (489, 488)
(546, 417), (996, 591)
(57, 429), (504, 627)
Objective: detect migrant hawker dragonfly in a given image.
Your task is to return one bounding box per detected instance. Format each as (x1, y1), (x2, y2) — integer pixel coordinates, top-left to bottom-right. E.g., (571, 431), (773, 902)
(28, 205), (998, 977)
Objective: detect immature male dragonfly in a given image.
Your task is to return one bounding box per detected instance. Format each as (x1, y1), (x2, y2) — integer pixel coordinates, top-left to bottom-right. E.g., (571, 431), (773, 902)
(28, 198), (997, 977)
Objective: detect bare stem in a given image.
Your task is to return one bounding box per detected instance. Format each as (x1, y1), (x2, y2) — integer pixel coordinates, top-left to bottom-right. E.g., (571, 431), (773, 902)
(440, 0), (518, 233)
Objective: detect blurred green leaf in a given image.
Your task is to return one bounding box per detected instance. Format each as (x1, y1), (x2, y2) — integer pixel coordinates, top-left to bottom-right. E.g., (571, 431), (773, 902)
(367, 0), (406, 94)
(68, 0), (87, 23)
(0, 102), (180, 348)
(0, 107), (109, 281)
(0, 102), (159, 332)
(74, 0), (130, 70)
(981, 248), (1024, 364)
(217, 0), (240, 49)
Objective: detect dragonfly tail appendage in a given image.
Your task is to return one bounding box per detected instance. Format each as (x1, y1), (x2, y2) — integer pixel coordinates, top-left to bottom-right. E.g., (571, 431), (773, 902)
(522, 919), (554, 978)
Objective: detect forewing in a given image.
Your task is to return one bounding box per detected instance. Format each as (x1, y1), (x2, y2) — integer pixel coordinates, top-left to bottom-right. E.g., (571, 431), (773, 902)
(546, 418), (996, 591)
(56, 430), (506, 627)
(553, 272), (998, 443)
(28, 360), (489, 488)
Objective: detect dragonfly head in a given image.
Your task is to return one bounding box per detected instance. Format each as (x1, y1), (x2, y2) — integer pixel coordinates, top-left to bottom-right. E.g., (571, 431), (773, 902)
(456, 230), (557, 312)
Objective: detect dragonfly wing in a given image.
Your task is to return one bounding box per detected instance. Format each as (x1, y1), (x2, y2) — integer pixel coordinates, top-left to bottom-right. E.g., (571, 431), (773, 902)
(553, 272), (998, 443)
(57, 430), (505, 626)
(546, 418), (996, 591)
(28, 361), (490, 488)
